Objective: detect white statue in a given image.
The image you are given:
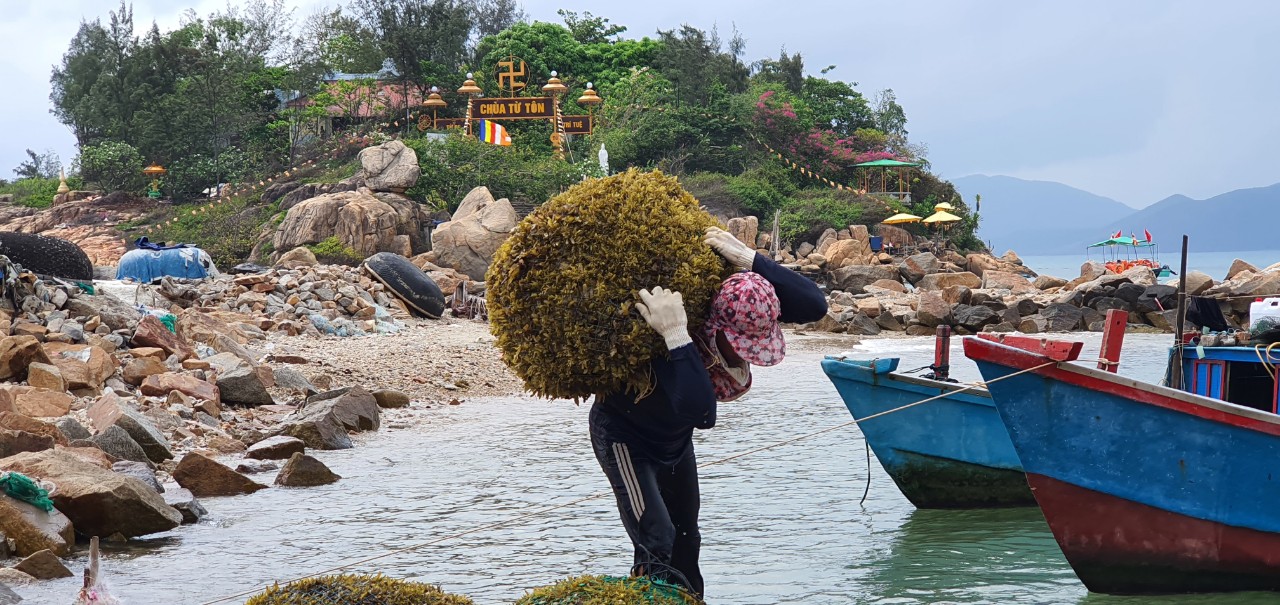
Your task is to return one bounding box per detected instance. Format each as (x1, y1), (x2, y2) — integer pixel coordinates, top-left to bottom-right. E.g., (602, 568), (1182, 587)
(598, 144), (609, 176)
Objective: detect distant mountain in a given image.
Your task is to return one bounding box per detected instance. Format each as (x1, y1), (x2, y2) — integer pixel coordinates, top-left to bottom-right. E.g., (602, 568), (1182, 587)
(1105, 183), (1280, 253)
(950, 175), (1136, 254)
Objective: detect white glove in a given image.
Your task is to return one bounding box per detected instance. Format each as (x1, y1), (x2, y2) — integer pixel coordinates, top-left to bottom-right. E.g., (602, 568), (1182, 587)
(704, 226), (756, 270)
(636, 287), (692, 350)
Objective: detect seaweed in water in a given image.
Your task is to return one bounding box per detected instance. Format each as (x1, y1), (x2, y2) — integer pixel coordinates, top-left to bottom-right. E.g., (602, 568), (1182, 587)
(486, 169), (732, 401)
(245, 573), (474, 605)
(515, 575), (701, 605)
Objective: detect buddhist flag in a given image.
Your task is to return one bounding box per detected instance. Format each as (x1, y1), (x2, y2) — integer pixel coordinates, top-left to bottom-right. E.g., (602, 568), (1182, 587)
(478, 120), (512, 146)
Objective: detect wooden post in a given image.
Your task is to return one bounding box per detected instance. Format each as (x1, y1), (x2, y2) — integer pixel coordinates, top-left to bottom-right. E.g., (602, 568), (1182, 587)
(933, 325), (951, 380)
(1098, 309), (1128, 372)
(1169, 235), (1190, 390)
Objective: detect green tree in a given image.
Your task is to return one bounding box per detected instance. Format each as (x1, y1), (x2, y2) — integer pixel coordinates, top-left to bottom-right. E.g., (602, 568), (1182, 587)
(754, 49), (805, 94)
(79, 140), (144, 193)
(558, 10), (626, 44)
(13, 149), (62, 180)
(654, 24), (749, 106)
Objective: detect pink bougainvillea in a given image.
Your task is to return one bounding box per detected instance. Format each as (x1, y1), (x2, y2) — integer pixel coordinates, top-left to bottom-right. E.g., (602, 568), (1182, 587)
(752, 90), (898, 181)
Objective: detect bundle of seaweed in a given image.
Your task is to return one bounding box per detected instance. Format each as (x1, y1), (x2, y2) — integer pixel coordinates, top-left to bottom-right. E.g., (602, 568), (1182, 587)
(245, 573), (473, 605)
(486, 169), (731, 400)
(515, 575), (701, 605)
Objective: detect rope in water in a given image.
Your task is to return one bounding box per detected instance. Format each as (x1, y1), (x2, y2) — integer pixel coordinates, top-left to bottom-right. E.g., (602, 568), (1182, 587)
(199, 359), (1059, 605)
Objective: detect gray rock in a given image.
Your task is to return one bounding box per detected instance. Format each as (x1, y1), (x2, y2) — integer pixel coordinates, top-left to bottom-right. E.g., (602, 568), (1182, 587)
(89, 425), (151, 465)
(875, 312), (904, 332)
(274, 452), (340, 487)
(64, 294), (142, 331)
(954, 304), (999, 331)
(0, 429), (53, 458)
(90, 396), (174, 463)
(207, 352), (272, 406)
(830, 265), (902, 294)
(1015, 298), (1041, 317)
(53, 417), (90, 441)
(112, 460), (163, 493)
(304, 387), (380, 432)
(235, 459), (280, 474)
(1137, 285), (1178, 314)
(1042, 303), (1084, 332)
(371, 389), (410, 409)
(13, 549), (72, 579)
(1114, 282), (1147, 305)
(245, 435), (306, 460)
(161, 485), (208, 524)
(273, 366), (318, 396)
(845, 313), (882, 336)
(0, 579), (18, 604)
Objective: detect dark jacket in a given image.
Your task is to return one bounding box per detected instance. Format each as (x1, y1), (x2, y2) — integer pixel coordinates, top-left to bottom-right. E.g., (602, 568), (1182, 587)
(589, 253), (827, 464)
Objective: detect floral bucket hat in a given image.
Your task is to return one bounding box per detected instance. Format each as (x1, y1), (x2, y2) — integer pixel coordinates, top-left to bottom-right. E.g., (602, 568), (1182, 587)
(696, 272), (785, 401)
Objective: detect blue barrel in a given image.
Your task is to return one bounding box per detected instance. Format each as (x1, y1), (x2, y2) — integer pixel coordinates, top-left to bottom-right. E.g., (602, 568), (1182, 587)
(869, 236), (883, 251)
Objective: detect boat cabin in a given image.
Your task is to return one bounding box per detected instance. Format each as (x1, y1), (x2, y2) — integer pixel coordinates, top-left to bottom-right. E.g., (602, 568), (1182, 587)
(1170, 346), (1280, 414)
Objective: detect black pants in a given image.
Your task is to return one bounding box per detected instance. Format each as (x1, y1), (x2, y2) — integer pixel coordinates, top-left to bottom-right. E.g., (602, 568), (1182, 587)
(592, 435), (704, 598)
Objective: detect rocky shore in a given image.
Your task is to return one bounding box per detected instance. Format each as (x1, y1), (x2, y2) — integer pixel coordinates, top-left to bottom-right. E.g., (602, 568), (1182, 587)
(0, 262), (516, 591)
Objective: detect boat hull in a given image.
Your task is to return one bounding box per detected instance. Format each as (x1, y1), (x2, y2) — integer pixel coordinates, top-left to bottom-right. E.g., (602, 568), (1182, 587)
(966, 337), (1280, 594)
(821, 357), (1034, 509)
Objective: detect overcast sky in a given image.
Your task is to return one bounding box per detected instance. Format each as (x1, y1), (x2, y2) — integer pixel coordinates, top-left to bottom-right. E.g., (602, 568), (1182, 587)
(3, 0), (1277, 207)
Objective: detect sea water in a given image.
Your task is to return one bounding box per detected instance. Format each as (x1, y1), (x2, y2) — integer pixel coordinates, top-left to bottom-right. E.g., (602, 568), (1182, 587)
(12, 333), (1279, 604)
(1020, 250), (1280, 282)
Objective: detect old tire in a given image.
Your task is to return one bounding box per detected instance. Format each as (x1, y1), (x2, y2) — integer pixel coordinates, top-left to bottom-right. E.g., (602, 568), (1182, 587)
(0, 232), (94, 280)
(362, 252), (445, 319)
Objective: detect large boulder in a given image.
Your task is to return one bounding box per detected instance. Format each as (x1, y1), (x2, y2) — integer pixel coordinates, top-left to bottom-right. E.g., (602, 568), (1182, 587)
(274, 452), (340, 487)
(916, 291), (953, 327)
(13, 549), (73, 579)
(0, 387), (73, 419)
(0, 428), (53, 458)
(824, 239), (873, 268)
(0, 449), (182, 537)
(1183, 270), (1215, 296)
(87, 392), (173, 463)
(273, 189), (427, 259)
(206, 352), (273, 406)
(899, 252), (941, 284)
(0, 336), (51, 382)
(358, 140), (420, 193)
(1042, 303), (1084, 332)
(1033, 275), (1068, 290)
(274, 246), (318, 269)
(1137, 285), (1179, 314)
(87, 425), (150, 464)
(954, 304), (1000, 332)
(40, 343), (116, 394)
(726, 216), (758, 248)
(830, 265), (901, 294)
(245, 435), (306, 460)
(131, 315), (195, 361)
(966, 253), (1036, 278)
(140, 372), (219, 403)
(63, 293), (142, 332)
(172, 452), (267, 497)
(429, 187), (519, 280)
(271, 387), (380, 450)
(1226, 259), (1258, 281)
(0, 496), (75, 557)
(981, 270), (1035, 294)
(917, 272), (982, 291)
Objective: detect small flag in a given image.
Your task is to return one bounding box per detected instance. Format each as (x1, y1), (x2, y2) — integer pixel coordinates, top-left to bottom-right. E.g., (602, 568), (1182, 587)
(1112, 229), (1122, 238)
(478, 120), (512, 146)
(1144, 229), (1153, 243)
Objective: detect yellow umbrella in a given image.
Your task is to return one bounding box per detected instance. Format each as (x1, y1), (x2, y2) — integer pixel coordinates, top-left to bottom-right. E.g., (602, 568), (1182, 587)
(933, 201), (955, 212)
(922, 210), (962, 224)
(881, 212), (922, 225)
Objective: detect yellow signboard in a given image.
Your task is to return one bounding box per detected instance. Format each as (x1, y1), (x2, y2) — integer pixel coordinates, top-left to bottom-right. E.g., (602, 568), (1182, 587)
(472, 97), (554, 119)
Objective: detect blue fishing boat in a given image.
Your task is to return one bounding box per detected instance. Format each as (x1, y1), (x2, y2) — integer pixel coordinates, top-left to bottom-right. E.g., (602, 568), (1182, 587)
(821, 330), (1052, 508)
(966, 335), (1280, 594)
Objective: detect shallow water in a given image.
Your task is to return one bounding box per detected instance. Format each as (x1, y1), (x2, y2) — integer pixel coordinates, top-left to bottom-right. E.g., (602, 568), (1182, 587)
(15, 333), (1279, 604)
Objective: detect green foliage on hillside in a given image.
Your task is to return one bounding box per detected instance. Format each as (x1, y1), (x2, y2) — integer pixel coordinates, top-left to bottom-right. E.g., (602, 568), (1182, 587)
(36, 0), (985, 267)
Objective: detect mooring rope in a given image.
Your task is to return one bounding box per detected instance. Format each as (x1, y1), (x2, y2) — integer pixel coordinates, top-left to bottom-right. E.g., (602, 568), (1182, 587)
(851, 362), (1054, 424)
(199, 358), (1058, 604)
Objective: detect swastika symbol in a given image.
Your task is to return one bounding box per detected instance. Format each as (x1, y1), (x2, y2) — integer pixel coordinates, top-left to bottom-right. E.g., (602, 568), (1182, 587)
(497, 58), (527, 92)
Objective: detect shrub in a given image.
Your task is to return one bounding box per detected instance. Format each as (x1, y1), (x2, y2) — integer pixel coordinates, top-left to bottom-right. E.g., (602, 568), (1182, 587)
(78, 141), (145, 193)
(516, 575), (699, 605)
(777, 192), (865, 244)
(404, 133), (596, 210)
(246, 573), (473, 605)
(307, 236), (363, 266)
(0, 175), (85, 209)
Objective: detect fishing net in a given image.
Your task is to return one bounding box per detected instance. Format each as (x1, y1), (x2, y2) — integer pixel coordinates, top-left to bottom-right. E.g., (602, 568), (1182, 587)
(486, 169), (732, 400)
(0, 470), (56, 512)
(515, 575), (701, 605)
(245, 574), (474, 605)
(1251, 316), (1280, 344)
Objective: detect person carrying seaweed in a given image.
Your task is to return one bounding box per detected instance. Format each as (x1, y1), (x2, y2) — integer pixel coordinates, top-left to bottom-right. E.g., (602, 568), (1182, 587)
(590, 226), (827, 599)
